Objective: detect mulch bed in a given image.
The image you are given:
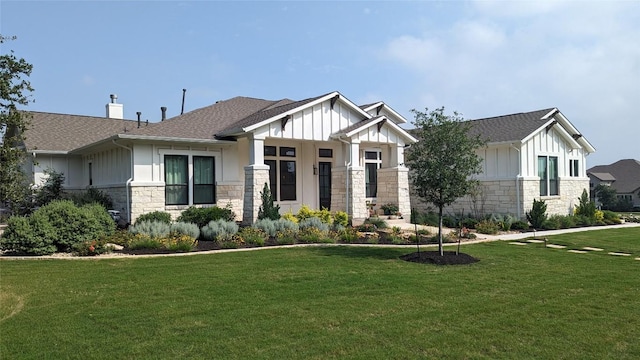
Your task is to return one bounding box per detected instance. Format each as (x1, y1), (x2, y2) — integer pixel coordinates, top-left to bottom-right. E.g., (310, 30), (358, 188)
(400, 251), (479, 265)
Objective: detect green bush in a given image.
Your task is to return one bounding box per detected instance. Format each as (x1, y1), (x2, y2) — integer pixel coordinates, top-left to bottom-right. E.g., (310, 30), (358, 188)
(201, 219), (238, 242)
(237, 227), (268, 247)
(257, 183), (280, 220)
(34, 200), (110, 252)
(333, 211), (349, 227)
(574, 189), (596, 220)
(83, 203), (116, 237)
(73, 239), (112, 256)
(129, 221), (171, 238)
(357, 223), (378, 232)
(542, 215), (562, 230)
(177, 206), (235, 229)
(127, 235), (164, 250)
(253, 218), (276, 237)
(601, 210), (621, 224)
(510, 220), (529, 231)
(170, 222), (200, 239)
(335, 227), (359, 243)
(442, 215), (457, 228)
(135, 211), (172, 225)
(69, 187), (113, 209)
(298, 226), (330, 243)
(299, 217), (329, 233)
(559, 215), (577, 229)
(363, 216), (387, 229)
(526, 199), (547, 229)
(34, 169), (66, 207)
(475, 220), (499, 235)
(275, 228), (297, 245)
(164, 234), (196, 252)
(460, 217), (479, 229)
(0, 214), (57, 255)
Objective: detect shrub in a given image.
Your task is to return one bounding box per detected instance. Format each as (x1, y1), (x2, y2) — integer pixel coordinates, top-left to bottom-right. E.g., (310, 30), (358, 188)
(281, 211), (298, 223)
(364, 216), (387, 229)
(102, 230), (137, 247)
(34, 169), (66, 207)
(237, 227), (268, 247)
(253, 218), (277, 237)
(69, 187), (114, 209)
(314, 208), (333, 224)
(559, 215), (576, 229)
(511, 220), (529, 231)
(257, 183), (280, 220)
(526, 199), (547, 229)
(83, 203), (116, 237)
(542, 215), (562, 230)
(170, 222), (200, 239)
(357, 223), (378, 232)
(601, 210), (621, 224)
(164, 233), (196, 252)
(296, 205), (315, 222)
(381, 203), (399, 215)
(177, 206), (235, 229)
(135, 211), (172, 225)
(298, 226), (333, 244)
(127, 235), (163, 250)
(442, 215), (457, 228)
(34, 200), (109, 252)
(574, 189), (596, 220)
(574, 214), (594, 226)
(129, 220), (171, 238)
(0, 214), (57, 255)
(460, 217), (479, 229)
(201, 219), (239, 242)
(333, 211), (348, 227)
(489, 214), (515, 231)
(73, 239), (112, 256)
(275, 228), (297, 245)
(299, 217), (329, 233)
(334, 227), (359, 243)
(475, 220), (499, 235)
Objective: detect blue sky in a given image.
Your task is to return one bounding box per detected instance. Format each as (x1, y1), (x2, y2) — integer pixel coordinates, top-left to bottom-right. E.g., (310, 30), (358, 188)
(2, 0), (638, 166)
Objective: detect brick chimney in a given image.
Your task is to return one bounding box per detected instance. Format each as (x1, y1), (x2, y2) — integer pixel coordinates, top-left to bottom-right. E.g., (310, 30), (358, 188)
(106, 94), (123, 119)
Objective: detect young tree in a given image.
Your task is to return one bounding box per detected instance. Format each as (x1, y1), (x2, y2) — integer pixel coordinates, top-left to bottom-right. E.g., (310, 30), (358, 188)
(594, 184), (617, 210)
(406, 107), (485, 255)
(1, 35), (34, 215)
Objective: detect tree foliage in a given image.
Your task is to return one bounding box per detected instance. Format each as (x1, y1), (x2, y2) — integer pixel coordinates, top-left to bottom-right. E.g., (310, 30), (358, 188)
(405, 107), (485, 255)
(1, 35), (34, 215)
(594, 184), (617, 210)
(258, 182), (280, 220)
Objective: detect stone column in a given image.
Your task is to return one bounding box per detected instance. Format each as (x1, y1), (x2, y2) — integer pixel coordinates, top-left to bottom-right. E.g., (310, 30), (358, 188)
(242, 165), (270, 225)
(376, 167), (411, 218)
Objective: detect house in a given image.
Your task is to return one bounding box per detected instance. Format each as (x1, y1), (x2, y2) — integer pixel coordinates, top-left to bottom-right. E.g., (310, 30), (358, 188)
(17, 91), (417, 224)
(588, 159), (640, 209)
(411, 108), (595, 218)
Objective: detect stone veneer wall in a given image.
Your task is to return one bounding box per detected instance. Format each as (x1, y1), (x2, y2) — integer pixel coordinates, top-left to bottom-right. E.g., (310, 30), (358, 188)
(330, 167), (367, 220)
(522, 178), (588, 216)
(216, 182), (244, 221)
(130, 185), (167, 223)
(242, 165), (270, 225)
(376, 167), (411, 218)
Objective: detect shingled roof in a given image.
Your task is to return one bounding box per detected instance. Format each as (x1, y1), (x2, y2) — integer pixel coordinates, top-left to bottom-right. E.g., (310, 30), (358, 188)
(588, 159), (640, 193)
(465, 108), (556, 143)
(23, 112), (137, 152)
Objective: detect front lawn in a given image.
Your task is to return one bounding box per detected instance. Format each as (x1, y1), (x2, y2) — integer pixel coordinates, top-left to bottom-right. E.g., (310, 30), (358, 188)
(1, 227), (639, 359)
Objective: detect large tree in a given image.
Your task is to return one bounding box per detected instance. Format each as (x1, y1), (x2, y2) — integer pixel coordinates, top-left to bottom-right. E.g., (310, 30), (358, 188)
(594, 184), (617, 210)
(406, 107), (485, 255)
(1, 35), (34, 215)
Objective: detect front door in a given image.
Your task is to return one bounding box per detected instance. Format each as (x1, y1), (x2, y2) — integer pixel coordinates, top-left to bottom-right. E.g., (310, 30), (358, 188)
(318, 162), (331, 210)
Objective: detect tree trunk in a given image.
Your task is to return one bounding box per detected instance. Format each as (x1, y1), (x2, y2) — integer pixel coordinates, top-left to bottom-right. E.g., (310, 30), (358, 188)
(438, 205), (444, 256)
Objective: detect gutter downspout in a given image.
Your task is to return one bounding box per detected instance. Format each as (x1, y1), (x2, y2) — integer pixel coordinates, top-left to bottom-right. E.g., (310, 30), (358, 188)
(113, 139), (133, 223)
(510, 143), (522, 219)
(336, 136), (352, 219)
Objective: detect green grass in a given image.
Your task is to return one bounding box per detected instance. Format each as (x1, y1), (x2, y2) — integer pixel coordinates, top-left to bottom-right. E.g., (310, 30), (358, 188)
(1, 228), (639, 359)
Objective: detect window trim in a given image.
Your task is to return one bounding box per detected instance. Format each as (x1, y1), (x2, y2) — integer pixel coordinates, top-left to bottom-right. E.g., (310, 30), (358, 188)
(364, 149), (382, 199)
(165, 155), (189, 206)
(193, 156), (216, 205)
(569, 159), (580, 177)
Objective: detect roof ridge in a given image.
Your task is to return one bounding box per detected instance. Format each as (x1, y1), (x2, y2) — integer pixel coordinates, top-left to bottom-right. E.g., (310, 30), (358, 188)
(25, 110), (137, 122)
(468, 107), (555, 122)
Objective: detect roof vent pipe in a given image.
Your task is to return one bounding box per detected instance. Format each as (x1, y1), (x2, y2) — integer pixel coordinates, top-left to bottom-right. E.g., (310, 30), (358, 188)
(136, 112), (141, 128)
(181, 89), (186, 115)
(110, 94), (118, 103)
(161, 107), (167, 121)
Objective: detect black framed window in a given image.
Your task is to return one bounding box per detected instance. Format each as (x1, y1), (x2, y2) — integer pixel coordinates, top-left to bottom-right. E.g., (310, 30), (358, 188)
(264, 146), (297, 201)
(319, 148), (333, 158)
(538, 156), (558, 196)
(165, 155), (188, 205)
(364, 150), (382, 198)
(569, 159), (579, 177)
(193, 156), (215, 204)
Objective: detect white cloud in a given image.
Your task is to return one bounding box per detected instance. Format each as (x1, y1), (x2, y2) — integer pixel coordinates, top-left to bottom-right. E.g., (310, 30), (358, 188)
(383, 1), (640, 165)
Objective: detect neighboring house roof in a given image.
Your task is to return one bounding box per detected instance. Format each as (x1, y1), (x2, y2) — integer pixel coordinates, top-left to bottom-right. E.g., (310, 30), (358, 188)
(465, 108), (555, 143)
(464, 107), (595, 153)
(588, 159), (640, 193)
(589, 172), (616, 182)
(23, 111), (137, 153)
